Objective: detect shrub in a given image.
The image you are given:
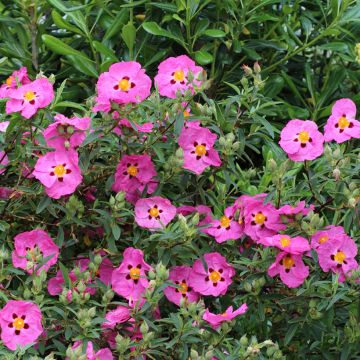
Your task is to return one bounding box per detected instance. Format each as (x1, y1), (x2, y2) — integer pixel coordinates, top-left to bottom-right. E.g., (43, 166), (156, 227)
(0, 1), (359, 359)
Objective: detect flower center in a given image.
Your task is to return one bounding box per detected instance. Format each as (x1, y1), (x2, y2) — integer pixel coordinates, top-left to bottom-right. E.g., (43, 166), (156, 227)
(280, 237), (291, 247)
(220, 216), (230, 228)
(254, 212), (266, 225)
(54, 164), (66, 177)
(319, 235), (329, 244)
(119, 78), (131, 91)
(283, 255), (295, 269)
(127, 165), (138, 177)
(173, 70), (185, 82)
(338, 116), (349, 130)
(6, 76), (14, 86)
(298, 131), (310, 143)
(179, 282), (188, 294)
(209, 270), (221, 283)
(195, 144), (206, 156)
(334, 251), (346, 264)
(129, 267), (140, 280)
(13, 317), (25, 330)
(24, 91), (35, 101)
(149, 207), (159, 217)
(183, 111), (190, 117)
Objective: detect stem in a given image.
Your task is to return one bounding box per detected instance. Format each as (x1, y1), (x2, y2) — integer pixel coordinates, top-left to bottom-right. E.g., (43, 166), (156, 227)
(29, 0), (38, 70)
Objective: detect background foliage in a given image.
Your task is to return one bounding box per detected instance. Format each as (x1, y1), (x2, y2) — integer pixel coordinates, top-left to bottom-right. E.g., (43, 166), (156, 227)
(0, 0), (359, 359)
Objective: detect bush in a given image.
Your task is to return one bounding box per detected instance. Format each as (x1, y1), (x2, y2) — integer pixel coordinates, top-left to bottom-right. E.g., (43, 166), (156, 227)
(0, 1), (359, 359)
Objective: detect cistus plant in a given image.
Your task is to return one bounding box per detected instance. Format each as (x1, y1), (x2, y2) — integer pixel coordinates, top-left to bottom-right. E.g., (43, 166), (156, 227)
(0, 1), (359, 359)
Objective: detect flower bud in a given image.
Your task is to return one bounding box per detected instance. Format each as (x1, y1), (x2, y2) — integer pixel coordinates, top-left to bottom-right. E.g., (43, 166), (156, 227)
(140, 321), (149, 334)
(332, 168), (341, 181)
(240, 335), (248, 346)
(254, 61), (261, 73)
(66, 125), (74, 135)
(94, 254), (102, 265)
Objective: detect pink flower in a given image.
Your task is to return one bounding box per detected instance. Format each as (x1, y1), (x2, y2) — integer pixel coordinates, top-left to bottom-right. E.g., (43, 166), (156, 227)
(0, 151), (9, 175)
(203, 304), (248, 329)
(94, 61), (151, 112)
(178, 126), (221, 175)
(6, 78), (54, 119)
(268, 253), (309, 288)
(0, 121), (10, 132)
(135, 196), (176, 229)
(177, 204), (213, 231)
(154, 55), (204, 98)
(278, 201), (314, 218)
(111, 247), (152, 303)
(317, 235), (358, 281)
(112, 154), (158, 203)
(32, 150), (83, 199)
(164, 266), (200, 306)
(204, 206), (243, 243)
(43, 114), (91, 150)
(189, 252), (235, 297)
(0, 67), (30, 98)
(237, 194), (285, 242)
(311, 225), (346, 250)
(324, 98), (360, 143)
(259, 234), (310, 254)
(0, 300), (43, 350)
(113, 117), (154, 136)
(68, 341), (114, 360)
(12, 229), (59, 274)
(279, 120), (324, 161)
(102, 306), (131, 329)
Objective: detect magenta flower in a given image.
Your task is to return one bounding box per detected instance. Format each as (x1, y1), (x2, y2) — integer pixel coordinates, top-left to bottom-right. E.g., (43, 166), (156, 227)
(204, 205), (243, 243)
(154, 55), (204, 98)
(268, 252), (309, 288)
(5, 78), (54, 119)
(0, 151), (9, 175)
(178, 126), (221, 175)
(0, 186), (12, 199)
(43, 114), (91, 150)
(317, 235), (358, 281)
(94, 61), (151, 112)
(135, 196), (176, 229)
(0, 300), (43, 350)
(0, 67), (30, 98)
(111, 247), (152, 303)
(311, 225), (346, 250)
(324, 98), (360, 143)
(189, 252), (235, 297)
(102, 305), (131, 329)
(259, 234), (310, 254)
(112, 154), (157, 201)
(237, 194), (285, 242)
(12, 229), (59, 274)
(164, 266), (200, 306)
(279, 120), (324, 161)
(32, 149), (83, 199)
(202, 304), (248, 329)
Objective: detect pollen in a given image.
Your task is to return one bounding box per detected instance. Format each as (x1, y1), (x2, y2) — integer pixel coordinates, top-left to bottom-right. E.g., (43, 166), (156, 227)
(24, 91), (35, 101)
(209, 270), (221, 283)
(220, 216), (230, 228)
(149, 207), (159, 217)
(129, 267), (140, 280)
(53, 164), (66, 177)
(254, 212), (266, 225)
(337, 116), (350, 130)
(334, 251), (346, 264)
(13, 317), (25, 330)
(127, 165), (138, 177)
(318, 235), (329, 244)
(119, 78), (131, 91)
(283, 255), (295, 269)
(195, 144), (206, 156)
(280, 237), (291, 247)
(173, 70), (185, 82)
(298, 131), (310, 143)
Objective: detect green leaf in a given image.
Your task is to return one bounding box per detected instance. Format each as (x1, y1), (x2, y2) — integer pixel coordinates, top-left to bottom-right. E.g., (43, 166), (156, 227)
(121, 22), (136, 53)
(203, 29), (226, 38)
(36, 196), (52, 214)
(194, 50), (213, 65)
(51, 10), (84, 35)
(93, 41), (118, 62)
(142, 22), (178, 41)
(284, 323), (299, 345)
